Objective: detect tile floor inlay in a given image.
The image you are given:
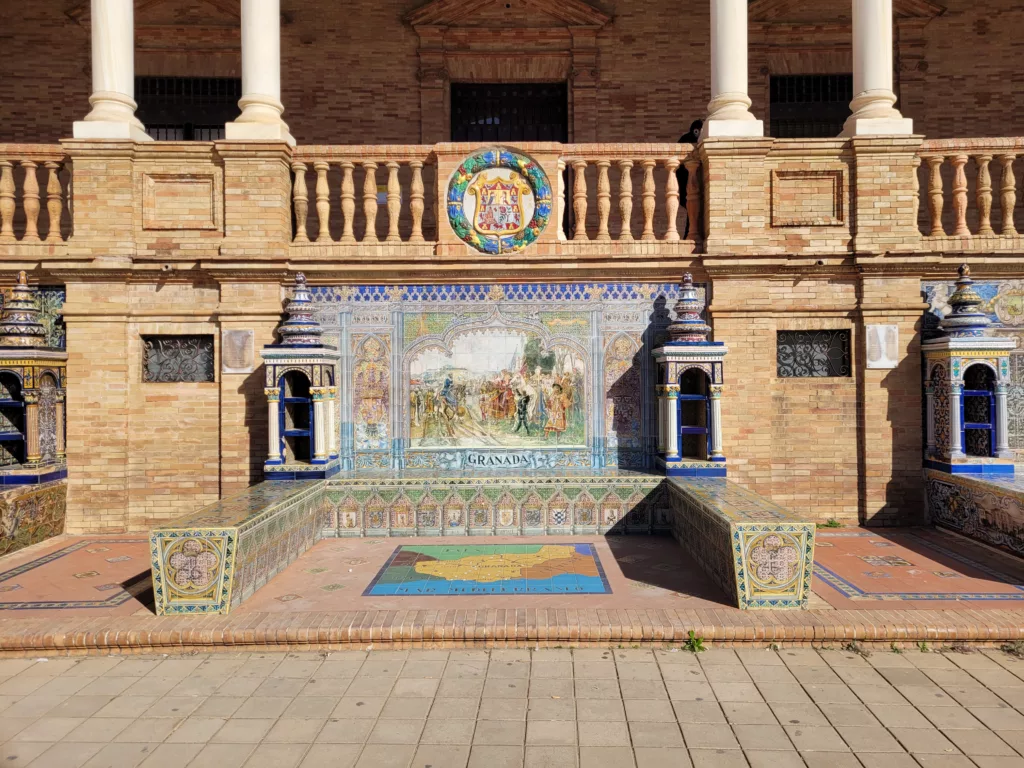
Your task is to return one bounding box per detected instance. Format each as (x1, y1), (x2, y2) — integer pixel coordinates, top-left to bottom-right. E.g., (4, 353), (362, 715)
(363, 543), (612, 596)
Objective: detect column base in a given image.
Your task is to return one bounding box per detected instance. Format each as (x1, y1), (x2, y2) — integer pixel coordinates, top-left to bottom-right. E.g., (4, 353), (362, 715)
(224, 121), (296, 147)
(841, 117), (914, 137)
(703, 119), (764, 138)
(72, 121), (153, 142)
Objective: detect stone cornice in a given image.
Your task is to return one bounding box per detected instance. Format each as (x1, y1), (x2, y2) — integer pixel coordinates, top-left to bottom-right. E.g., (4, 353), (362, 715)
(405, 0), (610, 28)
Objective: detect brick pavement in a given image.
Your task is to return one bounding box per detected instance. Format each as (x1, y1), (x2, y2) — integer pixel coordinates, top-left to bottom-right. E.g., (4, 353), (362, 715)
(5, 646), (1024, 767)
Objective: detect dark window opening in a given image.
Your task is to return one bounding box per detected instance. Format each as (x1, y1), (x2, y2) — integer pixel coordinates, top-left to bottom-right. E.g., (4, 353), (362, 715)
(678, 368), (710, 460)
(450, 83), (568, 143)
(135, 76), (242, 141)
(777, 330), (851, 378)
(281, 372), (312, 463)
(963, 364), (996, 458)
(769, 74), (853, 138)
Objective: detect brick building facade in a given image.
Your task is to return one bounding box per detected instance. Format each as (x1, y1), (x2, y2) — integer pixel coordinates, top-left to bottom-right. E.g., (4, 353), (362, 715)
(0, 0), (1022, 544)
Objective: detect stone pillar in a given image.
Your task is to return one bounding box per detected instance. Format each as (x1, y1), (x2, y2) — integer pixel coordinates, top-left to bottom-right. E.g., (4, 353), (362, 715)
(705, 0), (763, 138)
(225, 0), (295, 145)
(660, 385), (680, 459)
(327, 388), (338, 459)
(265, 388), (282, 465)
(709, 385), (725, 460)
(73, 0), (151, 141)
(995, 383), (1012, 459)
(949, 383), (965, 459)
(924, 383), (935, 455)
(842, 0), (913, 136)
(24, 393), (40, 464)
(312, 388), (328, 464)
(656, 387), (667, 452)
(55, 394), (66, 460)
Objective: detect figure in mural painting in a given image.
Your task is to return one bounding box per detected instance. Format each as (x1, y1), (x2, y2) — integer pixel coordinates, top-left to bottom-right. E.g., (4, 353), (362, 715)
(544, 384), (569, 441)
(513, 386), (532, 435)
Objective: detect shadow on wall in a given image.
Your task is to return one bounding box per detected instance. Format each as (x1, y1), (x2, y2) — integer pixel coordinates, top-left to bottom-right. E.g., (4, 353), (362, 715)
(606, 295), (671, 471)
(242, 367), (269, 487)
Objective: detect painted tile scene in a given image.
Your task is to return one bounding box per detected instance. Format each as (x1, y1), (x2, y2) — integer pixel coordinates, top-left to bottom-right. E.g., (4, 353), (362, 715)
(363, 543), (611, 596)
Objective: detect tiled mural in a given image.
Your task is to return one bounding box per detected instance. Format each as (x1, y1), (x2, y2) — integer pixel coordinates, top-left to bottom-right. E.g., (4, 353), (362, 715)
(924, 278), (1024, 455)
(0, 481), (67, 558)
(309, 283), (694, 472)
(925, 469), (1024, 558)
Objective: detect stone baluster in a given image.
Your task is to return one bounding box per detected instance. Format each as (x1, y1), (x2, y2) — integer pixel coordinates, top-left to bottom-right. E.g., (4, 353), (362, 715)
(976, 154), (994, 236)
(998, 154), (1018, 237)
(572, 160), (588, 241)
(0, 161), (15, 242)
(595, 160), (611, 241)
(618, 160), (633, 242)
(20, 161), (40, 243)
(44, 162), (63, 244)
(291, 161), (309, 243)
(385, 161), (401, 243)
(640, 159), (656, 241)
(664, 157), (680, 242)
(340, 161), (356, 243)
(313, 161), (331, 243)
(362, 161), (379, 243)
(926, 155), (945, 237)
(912, 155), (921, 231)
(409, 160), (425, 243)
(951, 154), (970, 237)
(685, 158), (701, 241)
(556, 158), (567, 241)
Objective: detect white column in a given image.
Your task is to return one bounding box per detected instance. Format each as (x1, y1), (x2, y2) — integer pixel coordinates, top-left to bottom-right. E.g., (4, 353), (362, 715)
(225, 0), (295, 145)
(656, 388), (667, 452)
(328, 388), (338, 459)
(73, 0), (151, 141)
(665, 388), (680, 458)
(312, 394), (328, 463)
(996, 383), (1012, 458)
(265, 390), (282, 464)
(710, 386), (725, 460)
(705, 0), (763, 138)
(949, 383), (965, 459)
(925, 384), (936, 455)
(842, 0), (913, 136)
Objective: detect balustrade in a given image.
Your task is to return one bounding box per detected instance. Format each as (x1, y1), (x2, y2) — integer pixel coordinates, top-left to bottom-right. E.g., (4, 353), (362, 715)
(918, 140), (1023, 243)
(0, 147), (69, 245)
(290, 147), (435, 245)
(558, 145), (699, 243)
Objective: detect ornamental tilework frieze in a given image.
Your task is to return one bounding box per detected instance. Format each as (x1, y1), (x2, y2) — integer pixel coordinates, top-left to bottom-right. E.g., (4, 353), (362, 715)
(309, 282), (695, 473)
(925, 469), (1024, 558)
(0, 480), (67, 558)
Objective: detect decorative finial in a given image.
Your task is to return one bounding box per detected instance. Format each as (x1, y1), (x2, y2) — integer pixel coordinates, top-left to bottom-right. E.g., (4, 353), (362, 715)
(939, 262), (991, 338)
(275, 272), (324, 346)
(0, 273), (48, 348)
(666, 273), (712, 343)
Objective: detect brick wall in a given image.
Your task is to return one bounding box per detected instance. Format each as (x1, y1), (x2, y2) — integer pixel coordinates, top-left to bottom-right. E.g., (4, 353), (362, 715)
(2, 0), (1023, 144)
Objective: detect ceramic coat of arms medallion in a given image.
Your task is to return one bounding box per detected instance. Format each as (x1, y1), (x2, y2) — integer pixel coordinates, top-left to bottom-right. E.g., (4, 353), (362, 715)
(447, 147), (552, 254)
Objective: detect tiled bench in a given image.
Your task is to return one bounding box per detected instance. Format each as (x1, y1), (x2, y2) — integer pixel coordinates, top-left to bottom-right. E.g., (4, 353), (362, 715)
(150, 480), (329, 615)
(666, 478), (815, 609)
(926, 468), (1024, 558)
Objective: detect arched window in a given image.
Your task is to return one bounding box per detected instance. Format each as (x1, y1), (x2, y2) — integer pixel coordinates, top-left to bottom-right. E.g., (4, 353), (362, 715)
(678, 368), (710, 461)
(963, 364), (996, 458)
(280, 371), (312, 463)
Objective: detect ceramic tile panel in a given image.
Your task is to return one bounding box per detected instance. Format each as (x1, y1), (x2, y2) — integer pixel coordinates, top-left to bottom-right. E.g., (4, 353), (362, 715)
(0, 479), (67, 557)
(925, 468), (1024, 557)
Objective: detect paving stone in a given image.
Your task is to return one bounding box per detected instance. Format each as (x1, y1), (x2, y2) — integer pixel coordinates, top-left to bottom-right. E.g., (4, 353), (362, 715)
(10, 717), (84, 742)
(851, 684), (910, 706)
(577, 698), (625, 721)
(889, 727), (962, 754)
(971, 759), (1024, 768)
(392, 678), (440, 698)
(782, 725), (849, 752)
(971, 707), (1024, 730)
(137, 743), (207, 768)
(768, 703), (829, 727)
(344, 677), (396, 697)
(576, 680), (623, 699)
(578, 746), (636, 768)
(263, 717), (325, 744)
(25, 742), (104, 768)
(0, 741), (51, 768)
(867, 704), (933, 729)
(139, 696), (205, 719)
(412, 745), (471, 768)
(744, 751), (803, 768)
(944, 728), (1018, 756)
(721, 702), (778, 725)
(818, 702), (880, 726)
(467, 745), (525, 768)
(114, 717), (182, 743)
(421, 718), (477, 744)
(578, 720), (631, 746)
(687, 749), (749, 768)
(210, 718), (276, 743)
(680, 723), (741, 750)
(61, 717), (135, 743)
(380, 696), (433, 719)
(628, 721), (684, 747)
(399, 660), (446, 678)
(917, 705), (985, 730)
(83, 742), (166, 768)
(804, 684), (860, 705)
(355, 744), (417, 768)
(439, 678), (486, 698)
(672, 700), (726, 723)
(531, 662), (572, 679)
(634, 746), (692, 768)
(834, 725), (905, 752)
(241, 743), (308, 768)
(896, 685), (959, 707)
(368, 718), (426, 744)
(745, 666), (797, 684)
(526, 720), (576, 746)
(623, 698), (675, 722)
(665, 681), (715, 701)
(473, 719), (527, 746)
(756, 684), (812, 704)
(478, 698), (528, 720)
(315, 718), (375, 743)
(529, 679), (574, 699)
(857, 755), (921, 768)
(732, 724), (793, 751)
(944, 685), (1010, 708)
(483, 678), (529, 699)
(429, 697), (479, 719)
(332, 695), (387, 719)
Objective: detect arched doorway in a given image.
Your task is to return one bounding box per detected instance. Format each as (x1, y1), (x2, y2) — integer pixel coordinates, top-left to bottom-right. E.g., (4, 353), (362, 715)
(678, 368), (710, 461)
(962, 364), (996, 458)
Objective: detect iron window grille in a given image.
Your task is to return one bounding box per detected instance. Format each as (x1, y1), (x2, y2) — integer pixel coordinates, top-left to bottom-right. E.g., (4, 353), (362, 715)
(777, 330), (852, 378)
(135, 76), (242, 141)
(769, 74), (853, 138)
(142, 336), (215, 383)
